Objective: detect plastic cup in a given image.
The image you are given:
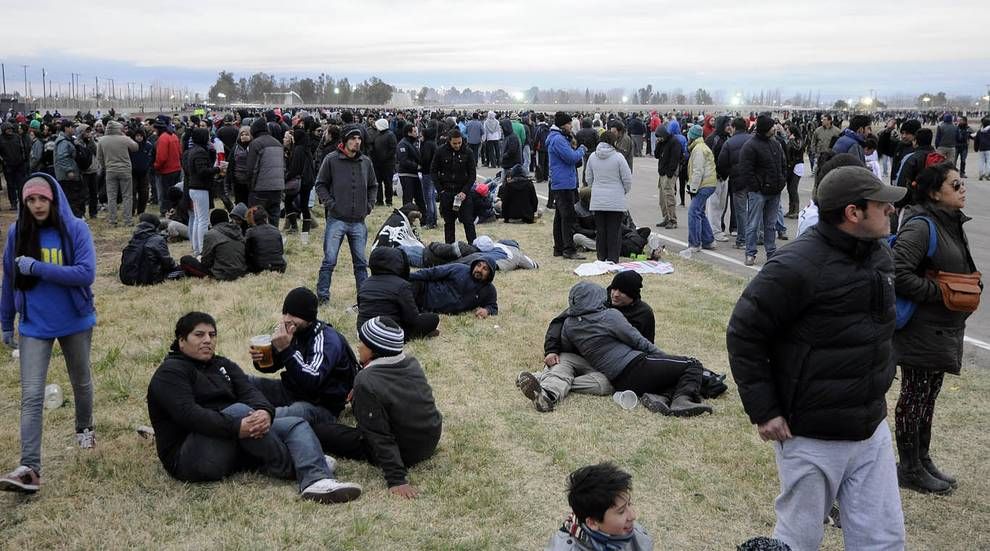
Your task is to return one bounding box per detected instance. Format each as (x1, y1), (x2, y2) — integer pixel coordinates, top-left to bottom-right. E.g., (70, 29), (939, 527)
(250, 335), (274, 369)
(44, 383), (64, 410)
(612, 390), (638, 410)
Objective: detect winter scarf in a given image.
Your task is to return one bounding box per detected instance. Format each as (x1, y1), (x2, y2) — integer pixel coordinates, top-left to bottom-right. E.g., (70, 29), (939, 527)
(560, 513), (634, 551)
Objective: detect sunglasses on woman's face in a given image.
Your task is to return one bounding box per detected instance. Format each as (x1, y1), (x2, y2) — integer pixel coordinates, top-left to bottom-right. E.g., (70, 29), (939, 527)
(951, 179), (965, 191)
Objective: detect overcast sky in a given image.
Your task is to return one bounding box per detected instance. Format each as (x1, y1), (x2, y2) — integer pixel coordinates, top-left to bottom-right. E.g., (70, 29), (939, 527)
(4, 0), (989, 99)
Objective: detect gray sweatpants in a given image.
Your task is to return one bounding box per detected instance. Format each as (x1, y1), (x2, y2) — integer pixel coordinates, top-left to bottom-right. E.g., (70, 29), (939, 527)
(105, 171), (133, 225)
(535, 353), (613, 401)
(773, 422), (905, 551)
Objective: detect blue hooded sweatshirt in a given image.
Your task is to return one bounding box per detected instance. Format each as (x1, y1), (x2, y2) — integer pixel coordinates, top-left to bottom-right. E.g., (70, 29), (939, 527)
(409, 258), (498, 315)
(668, 119), (688, 157)
(546, 127), (585, 191)
(1, 173), (97, 338)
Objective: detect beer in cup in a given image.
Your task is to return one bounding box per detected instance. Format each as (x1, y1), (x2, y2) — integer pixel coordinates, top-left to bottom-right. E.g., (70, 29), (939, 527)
(250, 335), (274, 369)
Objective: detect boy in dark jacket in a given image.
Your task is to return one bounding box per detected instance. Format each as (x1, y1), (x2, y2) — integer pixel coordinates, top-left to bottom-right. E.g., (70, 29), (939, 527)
(249, 288), (358, 421)
(653, 126), (683, 228)
(179, 209), (247, 280)
(409, 258), (497, 318)
(313, 317), (442, 499)
(119, 213), (177, 285)
(356, 247), (440, 340)
(244, 207), (286, 274)
(147, 311), (362, 504)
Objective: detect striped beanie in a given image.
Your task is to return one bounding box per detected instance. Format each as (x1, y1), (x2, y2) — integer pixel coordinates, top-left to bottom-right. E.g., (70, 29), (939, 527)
(358, 316), (404, 357)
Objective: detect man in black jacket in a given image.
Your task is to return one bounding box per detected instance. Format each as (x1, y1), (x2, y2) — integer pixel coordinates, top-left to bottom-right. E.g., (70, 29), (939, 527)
(244, 207), (286, 273)
(653, 125), (682, 228)
(356, 247), (440, 339)
(430, 129), (478, 245)
(717, 117), (752, 246)
(575, 118), (599, 186)
(737, 115), (786, 266)
(147, 312), (362, 503)
(313, 317), (442, 500)
(395, 125), (424, 212)
(726, 167), (906, 550)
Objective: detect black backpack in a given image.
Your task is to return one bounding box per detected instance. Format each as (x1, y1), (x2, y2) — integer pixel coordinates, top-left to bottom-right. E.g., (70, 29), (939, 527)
(119, 236), (154, 286)
(74, 141), (94, 170)
(699, 368), (729, 399)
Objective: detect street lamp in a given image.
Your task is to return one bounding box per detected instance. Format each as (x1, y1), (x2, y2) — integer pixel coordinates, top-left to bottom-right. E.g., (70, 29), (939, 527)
(333, 87), (340, 95)
(621, 96), (628, 103)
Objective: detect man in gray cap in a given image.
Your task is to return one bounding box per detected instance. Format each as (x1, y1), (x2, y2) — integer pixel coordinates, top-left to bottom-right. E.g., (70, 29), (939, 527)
(727, 166), (907, 550)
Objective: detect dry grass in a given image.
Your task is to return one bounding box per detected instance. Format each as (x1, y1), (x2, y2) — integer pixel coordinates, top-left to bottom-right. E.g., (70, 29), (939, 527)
(0, 205), (988, 550)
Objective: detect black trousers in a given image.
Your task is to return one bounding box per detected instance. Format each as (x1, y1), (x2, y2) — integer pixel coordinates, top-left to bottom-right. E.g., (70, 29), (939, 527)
(594, 211), (623, 262)
(375, 166), (394, 206)
(63, 178), (87, 218)
(3, 164), (26, 210)
(438, 189), (475, 244)
(612, 354), (703, 399)
(83, 172), (99, 218)
(786, 172), (800, 215)
(551, 189), (578, 255)
(399, 175), (425, 212)
(133, 171), (149, 216)
(405, 312), (441, 339)
(536, 150), (549, 182)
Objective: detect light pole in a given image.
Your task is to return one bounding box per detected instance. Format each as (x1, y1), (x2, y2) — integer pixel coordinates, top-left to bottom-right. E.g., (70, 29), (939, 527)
(21, 64), (29, 99)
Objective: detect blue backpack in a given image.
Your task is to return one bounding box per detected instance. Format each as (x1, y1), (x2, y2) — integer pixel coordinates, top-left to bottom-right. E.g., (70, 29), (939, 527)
(888, 216), (937, 329)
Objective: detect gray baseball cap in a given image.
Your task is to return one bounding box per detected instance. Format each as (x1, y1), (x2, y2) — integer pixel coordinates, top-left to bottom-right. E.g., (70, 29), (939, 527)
(817, 166), (906, 211)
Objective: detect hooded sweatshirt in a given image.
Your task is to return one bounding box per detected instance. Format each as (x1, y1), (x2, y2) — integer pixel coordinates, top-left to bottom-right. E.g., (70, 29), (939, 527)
(356, 247), (433, 334)
(96, 120), (138, 173)
(483, 111), (502, 141)
(587, 143), (633, 212)
(201, 222), (247, 281)
(1, 173), (97, 338)
(560, 282), (662, 381)
(409, 258), (498, 315)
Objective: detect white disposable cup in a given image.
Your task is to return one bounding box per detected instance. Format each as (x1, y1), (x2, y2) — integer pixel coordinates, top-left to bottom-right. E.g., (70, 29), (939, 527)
(612, 390), (638, 410)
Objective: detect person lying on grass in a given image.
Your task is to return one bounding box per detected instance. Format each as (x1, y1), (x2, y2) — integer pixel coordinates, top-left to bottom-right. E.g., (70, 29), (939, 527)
(248, 287), (359, 424)
(545, 462), (653, 551)
(409, 257), (497, 319)
(516, 271), (654, 412)
(147, 311), (362, 504)
(356, 247), (441, 340)
(312, 317), (442, 499)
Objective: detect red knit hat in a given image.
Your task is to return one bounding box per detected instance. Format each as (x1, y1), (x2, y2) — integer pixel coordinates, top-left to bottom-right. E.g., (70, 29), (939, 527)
(22, 177), (53, 202)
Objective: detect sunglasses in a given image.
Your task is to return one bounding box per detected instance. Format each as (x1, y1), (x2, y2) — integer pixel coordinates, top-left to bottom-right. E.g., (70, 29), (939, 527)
(951, 179), (965, 191)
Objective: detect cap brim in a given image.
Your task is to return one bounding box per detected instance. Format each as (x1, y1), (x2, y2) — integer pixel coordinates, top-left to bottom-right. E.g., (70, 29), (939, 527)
(865, 185), (907, 204)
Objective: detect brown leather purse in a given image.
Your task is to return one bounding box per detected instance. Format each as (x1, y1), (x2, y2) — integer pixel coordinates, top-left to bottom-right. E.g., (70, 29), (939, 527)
(930, 270), (983, 312)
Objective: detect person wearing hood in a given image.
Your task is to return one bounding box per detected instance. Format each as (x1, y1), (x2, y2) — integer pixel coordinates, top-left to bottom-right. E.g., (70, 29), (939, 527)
(396, 124), (425, 212)
(586, 131), (633, 262)
(97, 120), (139, 226)
(371, 118), (397, 206)
(499, 118), (522, 171)
(483, 111), (503, 168)
(667, 118), (689, 206)
(356, 247), (440, 339)
(832, 115), (870, 164)
(182, 128), (220, 256)
(934, 113), (959, 164)
(702, 114), (716, 140)
(558, 282), (710, 416)
(548, 112), (589, 260)
(0, 122), (29, 210)
(245, 117), (285, 227)
(409, 257), (497, 318)
(498, 164), (539, 223)
(0, 175), (97, 494)
(975, 116), (990, 181)
(681, 125), (718, 256)
(119, 213), (178, 285)
(244, 206), (286, 273)
(653, 124), (683, 229)
(285, 128), (316, 240)
(179, 209), (247, 281)
(314, 125), (378, 305)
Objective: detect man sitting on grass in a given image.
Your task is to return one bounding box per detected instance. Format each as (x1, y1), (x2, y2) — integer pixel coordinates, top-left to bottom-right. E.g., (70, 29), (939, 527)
(249, 287), (359, 424)
(545, 462), (653, 550)
(356, 247), (440, 340)
(119, 213), (179, 286)
(517, 271), (655, 412)
(409, 257), (498, 319)
(179, 209), (247, 281)
(313, 317), (443, 499)
(244, 206), (286, 274)
(147, 311), (362, 504)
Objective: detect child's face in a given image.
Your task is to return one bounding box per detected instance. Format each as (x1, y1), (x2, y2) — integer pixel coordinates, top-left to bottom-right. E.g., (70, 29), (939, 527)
(588, 492), (636, 536)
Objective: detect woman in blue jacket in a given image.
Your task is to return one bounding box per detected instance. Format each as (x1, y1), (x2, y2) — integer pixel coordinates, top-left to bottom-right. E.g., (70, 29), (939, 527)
(0, 173), (97, 494)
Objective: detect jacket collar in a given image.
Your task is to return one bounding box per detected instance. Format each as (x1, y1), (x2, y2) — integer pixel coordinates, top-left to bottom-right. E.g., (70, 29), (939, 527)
(815, 221), (880, 260)
(364, 352), (407, 369)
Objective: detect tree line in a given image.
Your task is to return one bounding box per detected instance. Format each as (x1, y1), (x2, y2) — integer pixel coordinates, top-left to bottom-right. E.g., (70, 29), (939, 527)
(207, 71), (396, 104)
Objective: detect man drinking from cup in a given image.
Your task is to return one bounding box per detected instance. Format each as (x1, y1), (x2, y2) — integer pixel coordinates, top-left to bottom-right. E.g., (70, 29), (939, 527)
(249, 287), (360, 424)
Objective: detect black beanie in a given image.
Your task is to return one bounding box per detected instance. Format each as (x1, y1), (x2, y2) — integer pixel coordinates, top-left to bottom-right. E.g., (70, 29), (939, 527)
(554, 111), (572, 128)
(250, 117), (268, 138)
(755, 115), (774, 135)
(209, 208), (229, 226)
(282, 287), (318, 323)
(608, 270), (643, 301)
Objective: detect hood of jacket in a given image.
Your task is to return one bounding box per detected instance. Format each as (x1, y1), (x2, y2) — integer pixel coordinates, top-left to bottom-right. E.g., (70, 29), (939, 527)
(132, 220), (160, 240)
(469, 258), (496, 284)
(839, 128), (865, 145)
(714, 115), (731, 135)
(566, 281), (607, 317)
(369, 246), (410, 278)
(499, 118), (514, 136)
(668, 119), (681, 136)
(213, 222), (244, 242)
(191, 127), (210, 147)
(106, 121), (123, 135)
(594, 142), (617, 159)
(654, 125), (671, 141)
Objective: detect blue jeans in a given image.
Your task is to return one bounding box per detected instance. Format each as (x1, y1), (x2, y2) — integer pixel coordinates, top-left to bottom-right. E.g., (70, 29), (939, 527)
(249, 376), (337, 425)
(400, 245), (426, 268)
(421, 174), (437, 227)
(732, 190), (748, 246)
(19, 329), (94, 474)
(316, 215), (369, 302)
(688, 186), (716, 247)
(189, 189), (210, 255)
(172, 403), (330, 491)
(522, 145), (532, 173)
(746, 192), (780, 258)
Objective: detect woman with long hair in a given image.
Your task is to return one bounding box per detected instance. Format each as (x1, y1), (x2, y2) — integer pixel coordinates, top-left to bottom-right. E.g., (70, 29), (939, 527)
(893, 162), (981, 494)
(0, 174), (97, 494)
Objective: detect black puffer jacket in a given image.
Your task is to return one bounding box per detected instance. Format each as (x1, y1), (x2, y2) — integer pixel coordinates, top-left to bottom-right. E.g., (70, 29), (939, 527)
(653, 126), (682, 177)
(395, 136), (422, 175)
(893, 204), (978, 374)
(735, 132), (786, 195)
(430, 142), (476, 195)
(371, 130), (397, 172)
(498, 167), (539, 220)
(717, 132), (752, 193)
(244, 223), (286, 273)
(181, 129), (218, 191)
(727, 222), (897, 441)
(356, 247), (433, 338)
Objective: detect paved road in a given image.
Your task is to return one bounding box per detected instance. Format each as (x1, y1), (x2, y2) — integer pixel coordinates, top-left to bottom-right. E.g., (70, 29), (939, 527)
(481, 154), (990, 355)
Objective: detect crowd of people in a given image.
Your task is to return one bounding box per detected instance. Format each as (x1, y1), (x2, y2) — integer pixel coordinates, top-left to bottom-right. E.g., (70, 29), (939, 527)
(0, 101), (984, 550)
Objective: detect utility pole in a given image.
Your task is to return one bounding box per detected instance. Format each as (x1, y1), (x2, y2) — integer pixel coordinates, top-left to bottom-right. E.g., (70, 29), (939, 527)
(42, 68), (47, 105)
(21, 64), (29, 99)
(1, 63), (5, 95)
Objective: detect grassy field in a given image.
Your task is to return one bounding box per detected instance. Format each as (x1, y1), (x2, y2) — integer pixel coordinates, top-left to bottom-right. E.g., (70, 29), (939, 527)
(0, 205), (988, 550)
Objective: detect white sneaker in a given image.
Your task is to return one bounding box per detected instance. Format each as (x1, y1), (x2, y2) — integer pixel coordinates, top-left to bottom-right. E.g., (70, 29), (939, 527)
(713, 233), (730, 242)
(678, 246), (701, 259)
(76, 428), (96, 449)
(301, 478), (362, 504)
(324, 455), (336, 478)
